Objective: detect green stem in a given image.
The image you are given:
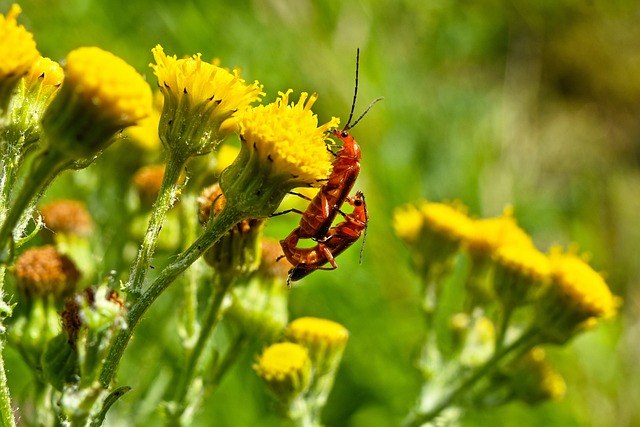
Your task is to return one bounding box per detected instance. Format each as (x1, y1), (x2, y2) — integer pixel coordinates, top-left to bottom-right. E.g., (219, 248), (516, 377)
(495, 304), (514, 352)
(0, 342), (15, 427)
(99, 203), (244, 388)
(126, 153), (188, 298)
(0, 149), (69, 260)
(179, 193), (200, 346)
(404, 328), (539, 427)
(171, 275), (235, 418)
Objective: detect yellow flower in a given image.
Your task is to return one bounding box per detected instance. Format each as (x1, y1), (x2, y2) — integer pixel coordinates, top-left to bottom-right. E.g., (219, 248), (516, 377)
(394, 200), (472, 275)
(393, 203), (423, 244)
(286, 317), (349, 378)
(122, 91), (162, 151)
(493, 245), (550, 308)
(42, 46), (152, 161)
(219, 90), (339, 218)
(464, 206), (533, 259)
(0, 4), (39, 111)
(2, 57), (63, 152)
(287, 317), (349, 350)
(239, 90), (337, 186)
(534, 247), (619, 343)
(254, 342), (311, 402)
(151, 45), (263, 157)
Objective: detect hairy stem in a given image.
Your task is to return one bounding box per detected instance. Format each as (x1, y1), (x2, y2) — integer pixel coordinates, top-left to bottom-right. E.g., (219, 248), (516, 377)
(99, 203), (243, 388)
(126, 152), (188, 298)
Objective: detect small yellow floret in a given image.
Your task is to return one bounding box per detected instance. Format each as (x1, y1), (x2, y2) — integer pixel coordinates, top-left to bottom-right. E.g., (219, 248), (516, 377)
(287, 316), (349, 348)
(0, 4), (39, 79)
(64, 47), (152, 127)
(240, 90), (338, 185)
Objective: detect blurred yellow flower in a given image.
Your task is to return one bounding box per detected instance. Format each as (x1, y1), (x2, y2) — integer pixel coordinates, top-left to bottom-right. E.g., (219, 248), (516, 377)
(464, 207), (533, 259)
(0, 4), (39, 110)
(42, 46), (152, 160)
(254, 342), (311, 401)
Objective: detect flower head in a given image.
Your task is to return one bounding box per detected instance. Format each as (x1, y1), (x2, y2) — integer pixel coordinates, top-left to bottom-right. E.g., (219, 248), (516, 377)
(39, 199), (92, 237)
(239, 90), (337, 185)
(394, 201), (472, 275)
(534, 247), (619, 343)
(13, 245), (80, 300)
(464, 207), (533, 259)
(492, 245), (550, 308)
(42, 46), (152, 162)
(225, 240), (292, 340)
(254, 342), (311, 403)
(1, 57), (63, 154)
(0, 4), (39, 111)
(151, 45), (263, 157)
(286, 317), (349, 379)
(219, 90), (338, 218)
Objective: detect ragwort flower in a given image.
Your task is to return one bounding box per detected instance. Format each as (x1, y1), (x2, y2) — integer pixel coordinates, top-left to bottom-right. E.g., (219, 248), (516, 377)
(220, 90), (339, 218)
(0, 4), (39, 112)
(151, 44), (263, 158)
(42, 46), (152, 161)
(534, 247), (619, 344)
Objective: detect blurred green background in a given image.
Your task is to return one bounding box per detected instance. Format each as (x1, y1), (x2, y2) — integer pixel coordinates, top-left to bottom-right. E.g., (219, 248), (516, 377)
(3, 0), (639, 426)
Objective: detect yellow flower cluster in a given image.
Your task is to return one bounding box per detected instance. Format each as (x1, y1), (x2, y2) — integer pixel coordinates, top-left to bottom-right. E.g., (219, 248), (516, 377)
(395, 199), (619, 343)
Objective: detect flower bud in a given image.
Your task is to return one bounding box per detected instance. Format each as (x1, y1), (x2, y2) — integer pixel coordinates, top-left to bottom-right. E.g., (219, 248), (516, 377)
(198, 183), (264, 278)
(225, 239), (290, 340)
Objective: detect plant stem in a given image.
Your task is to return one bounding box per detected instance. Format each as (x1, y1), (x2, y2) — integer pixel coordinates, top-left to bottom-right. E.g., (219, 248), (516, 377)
(0, 149), (69, 260)
(404, 328), (539, 427)
(171, 274), (235, 420)
(0, 342), (15, 427)
(126, 153), (188, 298)
(99, 203), (244, 388)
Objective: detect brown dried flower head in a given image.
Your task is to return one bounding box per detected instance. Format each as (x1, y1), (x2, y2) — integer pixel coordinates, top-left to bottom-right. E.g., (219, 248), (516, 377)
(14, 245), (80, 299)
(40, 199), (92, 236)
